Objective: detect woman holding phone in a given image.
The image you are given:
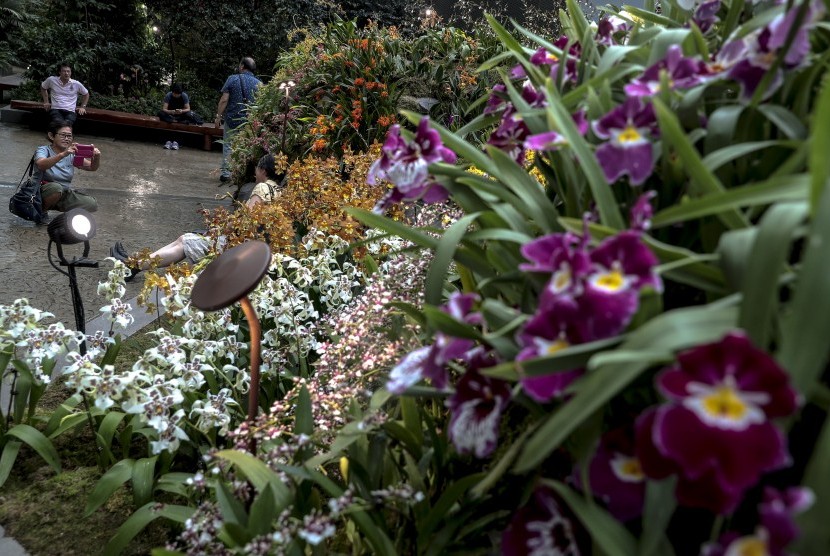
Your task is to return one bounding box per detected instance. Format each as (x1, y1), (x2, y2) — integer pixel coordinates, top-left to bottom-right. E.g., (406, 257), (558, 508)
(33, 119), (99, 214)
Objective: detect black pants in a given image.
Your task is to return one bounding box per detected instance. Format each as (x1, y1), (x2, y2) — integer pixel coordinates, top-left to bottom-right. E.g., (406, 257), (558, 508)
(158, 110), (204, 125)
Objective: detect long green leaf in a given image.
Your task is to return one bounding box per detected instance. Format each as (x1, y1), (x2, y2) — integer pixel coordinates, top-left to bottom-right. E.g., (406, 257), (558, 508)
(97, 411), (127, 449)
(810, 74), (830, 212)
(418, 473), (487, 547)
(485, 147), (558, 232)
(547, 481), (638, 556)
(47, 412), (88, 439)
(514, 305), (737, 473)
(0, 440), (22, 488)
(214, 450), (291, 511)
(702, 140), (798, 172)
(426, 213), (481, 305)
(248, 483), (277, 537)
(639, 477), (677, 556)
(653, 98), (748, 229)
(778, 186), (830, 395)
(85, 458), (134, 516)
(44, 394), (82, 436)
(793, 414), (830, 555)
(132, 456), (158, 507)
(739, 202), (807, 345)
(295, 385), (313, 436)
(103, 503), (194, 556)
(544, 88), (625, 229)
(6, 423), (61, 474)
(216, 479), (248, 527)
(652, 175), (809, 228)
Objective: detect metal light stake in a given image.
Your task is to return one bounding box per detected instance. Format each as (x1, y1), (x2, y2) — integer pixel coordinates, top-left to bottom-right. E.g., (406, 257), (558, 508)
(191, 240), (271, 454)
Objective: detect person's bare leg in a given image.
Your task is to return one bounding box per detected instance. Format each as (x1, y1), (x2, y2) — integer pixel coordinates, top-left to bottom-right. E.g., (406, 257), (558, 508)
(140, 235), (187, 270)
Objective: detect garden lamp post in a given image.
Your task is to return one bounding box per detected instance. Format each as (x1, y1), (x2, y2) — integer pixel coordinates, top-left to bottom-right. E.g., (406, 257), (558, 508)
(190, 240), (271, 454)
(45, 208), (103, 468)
(46, 208), (99, 348)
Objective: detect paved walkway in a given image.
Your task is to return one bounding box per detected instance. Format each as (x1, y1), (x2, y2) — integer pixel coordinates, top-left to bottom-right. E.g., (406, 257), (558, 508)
(0, 115), (236, 555)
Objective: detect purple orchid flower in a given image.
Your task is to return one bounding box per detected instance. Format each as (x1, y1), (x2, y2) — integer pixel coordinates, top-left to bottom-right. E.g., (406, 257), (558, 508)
(386, 293), (482, 393)
(635, 332), (800, 514)
(573, 427), (646, 522)
(690, 0), (721, 33)
(714, 0), (825, 101)
(593, 98), (659, 186)
(488, 105), (531, 164)
(516, 302), (586, 402)
(517, 204), (662, 400)
(596, 15), (631, 46)
(502, 485), (583, 556)
(447, 348), (511, 458)
(368, 117), (457, 212)
(524, 109), (588, 152)
(625, 45), (712, 98)
(701, 487), (814, 556)
(484, 83), (508, 115)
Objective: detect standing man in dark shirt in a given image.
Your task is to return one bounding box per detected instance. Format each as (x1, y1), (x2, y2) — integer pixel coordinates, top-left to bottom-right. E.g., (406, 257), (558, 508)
(214, 57), (262, 183)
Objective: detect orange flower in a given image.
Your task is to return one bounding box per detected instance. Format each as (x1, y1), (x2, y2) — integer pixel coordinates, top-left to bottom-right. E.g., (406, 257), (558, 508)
(377, 115), (391, 127)
(354, 77), (365, 87)
(312, 139), (327, 152)
(351, 121), (360, 129)
(380, 91), (388, 98)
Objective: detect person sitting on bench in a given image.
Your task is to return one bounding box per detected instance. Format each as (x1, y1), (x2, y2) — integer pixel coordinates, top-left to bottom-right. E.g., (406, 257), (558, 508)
(157, 83), (203, 125)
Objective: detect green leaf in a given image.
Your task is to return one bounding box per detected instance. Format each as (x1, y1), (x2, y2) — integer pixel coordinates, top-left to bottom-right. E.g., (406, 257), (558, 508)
(418, 473), (487, 547)
(422, 306), (484, 341)
(739, 202), (807, 345)
(651, 175), (809, 228)
(810, 74), (830, 212)
(778, 186), (830, 396)
(131, 456), (158, 507)
(96, 410), (127, 449)
(484, 147), (558, 232)
(757, 105), (807, 140)
(47, 412), (88, 439)
(653, 98), (748, 229)
(793, 414), (830, 555)
(215, 450), (291, 511)
(44, 394), (82, 436)
(426, 213), (481, 305)
(85, 459), (134, 516)
(640, 477), (677, 556)
(0, 440), (22, 488)
(103, 503), (194, 556)
(295, 385), (313, 436)
(547, 481), (638, 556)
(544, 87), (625, 230)
(5, 423), (61, 475)
(514, 305), (737, 473)
(248, 483), (277, 537)
(12, 363), (33, 423)
(216, 479), (248, 527)
(345, 207), (437, 250)
(702, 140), (798, 173)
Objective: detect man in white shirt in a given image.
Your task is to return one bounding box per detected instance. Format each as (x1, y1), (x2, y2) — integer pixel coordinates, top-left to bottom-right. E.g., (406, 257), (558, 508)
(41, 62), (90, 126)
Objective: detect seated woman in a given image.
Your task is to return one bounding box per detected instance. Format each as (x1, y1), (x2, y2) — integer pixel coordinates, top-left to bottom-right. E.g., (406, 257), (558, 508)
(35, 119), (100, 213)
(110, 153), (283, 281)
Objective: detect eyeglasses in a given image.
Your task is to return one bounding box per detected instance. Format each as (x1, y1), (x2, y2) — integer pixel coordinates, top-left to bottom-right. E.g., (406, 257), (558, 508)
(57, 133), (73, 139)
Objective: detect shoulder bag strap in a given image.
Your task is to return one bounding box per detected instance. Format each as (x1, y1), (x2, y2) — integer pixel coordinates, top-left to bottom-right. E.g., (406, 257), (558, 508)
(238, 74), (249, 103)
(16, 156), (36, 192)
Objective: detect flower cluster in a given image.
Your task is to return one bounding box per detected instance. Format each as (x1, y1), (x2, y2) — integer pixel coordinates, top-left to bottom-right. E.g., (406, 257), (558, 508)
(517, 197), (662, 401)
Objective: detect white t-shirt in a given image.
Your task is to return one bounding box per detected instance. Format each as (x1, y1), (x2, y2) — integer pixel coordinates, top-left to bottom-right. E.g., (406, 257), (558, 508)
(41, 76), (89, 111)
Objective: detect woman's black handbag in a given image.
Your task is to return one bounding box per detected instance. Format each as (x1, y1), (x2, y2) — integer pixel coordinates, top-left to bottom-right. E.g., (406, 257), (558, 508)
(9, 156), (48, 224)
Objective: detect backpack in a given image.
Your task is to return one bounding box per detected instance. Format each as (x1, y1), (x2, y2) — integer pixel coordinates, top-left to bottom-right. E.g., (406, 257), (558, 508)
(9, 156), (48, 224)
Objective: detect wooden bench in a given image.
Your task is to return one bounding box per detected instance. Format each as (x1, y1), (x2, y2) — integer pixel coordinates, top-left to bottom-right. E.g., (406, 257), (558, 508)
(10, 99), (223, 151)
(0, 73), (23, 92)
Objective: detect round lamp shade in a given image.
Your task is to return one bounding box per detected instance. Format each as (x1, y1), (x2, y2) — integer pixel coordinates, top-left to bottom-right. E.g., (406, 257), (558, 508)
(191, 241), (271, 311)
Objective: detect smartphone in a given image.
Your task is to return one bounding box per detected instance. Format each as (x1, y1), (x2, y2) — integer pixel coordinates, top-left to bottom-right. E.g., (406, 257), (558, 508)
(72, 144), (94, 168)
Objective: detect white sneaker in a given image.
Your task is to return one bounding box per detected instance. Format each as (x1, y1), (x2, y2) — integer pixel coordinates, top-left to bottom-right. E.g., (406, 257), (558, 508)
(164, 141), (172, 149)
(171, 141), (179, 150)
